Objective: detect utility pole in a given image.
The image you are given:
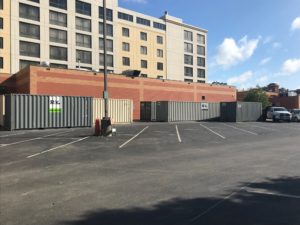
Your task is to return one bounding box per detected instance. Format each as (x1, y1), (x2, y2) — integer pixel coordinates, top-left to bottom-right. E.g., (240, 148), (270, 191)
(101, 0), (112, 136)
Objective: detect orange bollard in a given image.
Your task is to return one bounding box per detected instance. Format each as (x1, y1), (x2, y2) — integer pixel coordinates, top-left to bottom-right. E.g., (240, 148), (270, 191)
(94, 119), (101, 136)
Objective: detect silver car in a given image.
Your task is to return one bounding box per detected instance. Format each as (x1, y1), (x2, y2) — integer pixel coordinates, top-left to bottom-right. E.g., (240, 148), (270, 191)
(291, 109), (300, 122)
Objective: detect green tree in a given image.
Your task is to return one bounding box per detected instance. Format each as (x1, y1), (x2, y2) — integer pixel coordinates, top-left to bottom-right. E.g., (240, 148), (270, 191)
(244, 88), (271, 109)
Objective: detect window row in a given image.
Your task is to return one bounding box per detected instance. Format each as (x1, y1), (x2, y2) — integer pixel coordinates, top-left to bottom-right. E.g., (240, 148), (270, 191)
(184, 43), (206, 56)
(122, 27), (163, 44)
(184, 67), (206, 78)
(184, 55), (206, 67)
(184, 30), (206, 45)
(18, 41), (115, 66)
(121, 42), (163, 57)
(122, 57), (164, 70)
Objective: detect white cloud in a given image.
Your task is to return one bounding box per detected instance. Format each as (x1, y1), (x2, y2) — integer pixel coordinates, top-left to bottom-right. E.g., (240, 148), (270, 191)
(122, 0), (147, 3)
(291, 17), (300, 31)
(256, 75), (269, 84)
(215, 36), (260, 68)
(263, 36), (273, 44)
(259, 57), (272, 66)
(227, 71), (253, 86)
(281, 58), (300, 75)
(272, 42), (281, 49)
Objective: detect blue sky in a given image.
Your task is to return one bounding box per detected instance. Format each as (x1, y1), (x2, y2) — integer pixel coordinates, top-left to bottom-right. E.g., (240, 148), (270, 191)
(119, 0), (300, 90)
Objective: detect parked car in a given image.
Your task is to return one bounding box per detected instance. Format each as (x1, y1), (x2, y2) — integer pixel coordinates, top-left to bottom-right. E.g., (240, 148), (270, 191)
(291, 109), (300, 122)
(266, 107), (292, 122)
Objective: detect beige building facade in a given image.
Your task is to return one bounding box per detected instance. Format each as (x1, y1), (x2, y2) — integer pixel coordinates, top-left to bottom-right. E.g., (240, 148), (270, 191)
(0, 0), (11, 75)
(1, 0), (207, 82)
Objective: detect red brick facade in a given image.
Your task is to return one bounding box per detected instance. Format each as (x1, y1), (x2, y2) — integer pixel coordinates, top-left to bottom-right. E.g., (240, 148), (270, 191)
(1, 66), (237, 120)
(272, 96), (300, 110)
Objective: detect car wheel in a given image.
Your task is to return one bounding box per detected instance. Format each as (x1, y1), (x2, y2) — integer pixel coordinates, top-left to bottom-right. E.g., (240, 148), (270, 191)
(273, 116), (277, 122)
(295, 118), (299, 122)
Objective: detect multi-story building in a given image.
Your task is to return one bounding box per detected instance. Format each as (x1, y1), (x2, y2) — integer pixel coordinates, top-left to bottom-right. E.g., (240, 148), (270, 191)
(0, 0), (207, 83)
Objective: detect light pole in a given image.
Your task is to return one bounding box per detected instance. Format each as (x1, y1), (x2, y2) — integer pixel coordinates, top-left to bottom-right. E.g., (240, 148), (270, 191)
(101, 0), (112, 136)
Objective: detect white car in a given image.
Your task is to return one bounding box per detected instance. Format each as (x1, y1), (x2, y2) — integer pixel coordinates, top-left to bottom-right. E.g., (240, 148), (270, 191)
(266, 107), (292, 122)
(291, 109), (300, 122)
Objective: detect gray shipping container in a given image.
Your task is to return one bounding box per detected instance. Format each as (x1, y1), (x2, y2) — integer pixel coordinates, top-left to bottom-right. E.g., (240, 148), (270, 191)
(156, 101), (220, 122)
(5, 94), (92, 130)
(220, 102), (262, 122)
(140, 102), (156, 121)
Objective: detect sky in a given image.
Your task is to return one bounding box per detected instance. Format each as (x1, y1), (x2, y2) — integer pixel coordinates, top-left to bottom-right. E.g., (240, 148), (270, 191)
(119, 0), (300, 90)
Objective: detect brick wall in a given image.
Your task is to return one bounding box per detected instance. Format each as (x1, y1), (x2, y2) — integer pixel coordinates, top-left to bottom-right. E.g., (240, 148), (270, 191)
(272, 96), (300, 109)
(3, 66), (237, 120)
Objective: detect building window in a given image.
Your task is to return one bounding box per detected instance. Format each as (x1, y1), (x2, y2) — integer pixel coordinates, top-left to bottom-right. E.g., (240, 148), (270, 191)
(184, 67), (193, 77)
(76, 33), (92, 48)
(19, 60), (40, 70)
(28, 0), (39, 3)
(50, 63), (67, 69)
(99, 23), (113, 37)
(0, 0), (3, 10)
(157, 62), (163, 71)
(0, 37), (3, 49)
(197, 57), (205, 67)
(123, 57), (130, 66)
(76, 0), (91, 16)
(157, 49), (163, 58)
(184, 43), (193, 53)
(50, 28), (67, 44)
(19, 22), (40, 39)
(197, 45), (205, 56)
(140, 46), (147, 55)
(136, 17), (150, 26)
(157, 36), (163, 44)
(99, 7), (113, 21)
(140, 32), (147, 41)
(199, 81), (206, 84)
(184, 55), (193, 65)
(184, 79), (193, 83)
(0, 57), (3, 69)
(99, 38), (113, 52)
(76, 50), (91, 64)
(184, 30), (193, 41)
(50, 0), (67, 10)
(141, 60), (147, 68)
(197, 34), (205, 45)
(99, 54), (113, 67)
(141, 74), (148, 78)
(118, 12), (133, 22)
(153, 22), (166, 30)
(0, 18), (2, 29)
(50, 11), (67, 27)
(19, 3), (40, 21)
(20, 41), (40, 58)
(76, 17), (91, 32)
(197, 69), (205, 78)
(122, 42), (130, 52)
(122, 27), (129, 37)
(50, 46), (68, 61)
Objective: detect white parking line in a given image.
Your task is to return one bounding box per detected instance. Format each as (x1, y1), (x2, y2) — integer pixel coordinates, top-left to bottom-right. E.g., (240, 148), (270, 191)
(27, 136), (89, 158)
(222, 123), (258, 135)
(199, 123), (226, 139)
(238, 123), (277, 132)
(0, 132), (26, 138)
(119, 126), (149, 149)
(0, 130), (74, 148)
(244, 187), (300, 199)
(175, 125), (182, 143)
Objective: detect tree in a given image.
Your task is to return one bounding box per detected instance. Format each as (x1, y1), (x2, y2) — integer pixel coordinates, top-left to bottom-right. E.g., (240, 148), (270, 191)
(244, 88), (271, 109)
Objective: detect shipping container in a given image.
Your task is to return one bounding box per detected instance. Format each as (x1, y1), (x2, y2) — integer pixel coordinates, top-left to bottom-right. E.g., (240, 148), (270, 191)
(156, 101), (220, 122)
(5, 94), (92, 130)
(93, 98), (133, 125)
(220, 102), (262, 122)
(0, 95), (5, 127)
(140, 102), (156, 121)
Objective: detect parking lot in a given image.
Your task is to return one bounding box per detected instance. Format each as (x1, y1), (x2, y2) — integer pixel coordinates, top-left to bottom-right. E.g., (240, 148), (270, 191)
(1, 121), (300, 225)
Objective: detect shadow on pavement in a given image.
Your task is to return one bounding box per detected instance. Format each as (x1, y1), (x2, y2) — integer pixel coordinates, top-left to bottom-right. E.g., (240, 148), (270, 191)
(61, 176), (300, 225)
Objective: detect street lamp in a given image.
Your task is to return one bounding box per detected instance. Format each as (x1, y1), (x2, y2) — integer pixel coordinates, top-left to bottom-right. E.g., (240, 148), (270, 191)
(101, 0), (112, 136)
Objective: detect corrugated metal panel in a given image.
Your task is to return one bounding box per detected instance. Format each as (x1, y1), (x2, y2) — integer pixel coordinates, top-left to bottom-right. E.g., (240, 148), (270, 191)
(221, 101), (262, 122)
(140, 102), (157, 121)
(93, 98), (133, 124)
(5, 94), (92, 130)
(156, 101), (220, 122)
(0, 95), (5, 127)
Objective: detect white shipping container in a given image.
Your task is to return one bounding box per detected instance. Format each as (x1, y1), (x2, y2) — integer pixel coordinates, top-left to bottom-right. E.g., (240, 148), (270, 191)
(93, 98), (133, 125)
